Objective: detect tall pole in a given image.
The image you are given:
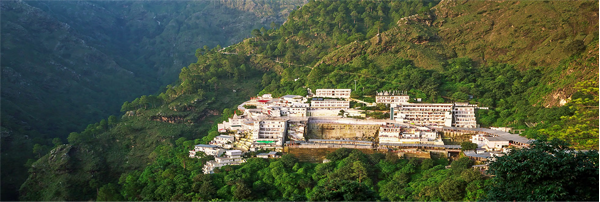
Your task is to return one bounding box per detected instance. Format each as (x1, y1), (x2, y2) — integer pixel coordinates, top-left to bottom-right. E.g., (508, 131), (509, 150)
(354, 80), (357, 91)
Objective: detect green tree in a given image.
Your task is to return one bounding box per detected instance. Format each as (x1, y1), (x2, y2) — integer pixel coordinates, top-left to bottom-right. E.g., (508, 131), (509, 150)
(32, 144), (45, 158)
(233, 182), (252, 200)
(251, 29), (262, 42)
(120, 101), (130, 112)
(308, 179), (377, 201)
(439, 179), (467, 201)
(460, 141), (478, 152)
(270, 21), (277, 29)
(351, 161), (368, 183)
(107, 115), (118, 126)
(97, 183), (125, 201)
(67, 132), (81, 145)
(538, 79), (599, 149)
(486, 139), (599, 201)
(52, 138), (63, 147)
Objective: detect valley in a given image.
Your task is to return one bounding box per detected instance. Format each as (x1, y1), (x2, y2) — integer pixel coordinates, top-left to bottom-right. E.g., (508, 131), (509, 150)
(4, 0), (598, 201)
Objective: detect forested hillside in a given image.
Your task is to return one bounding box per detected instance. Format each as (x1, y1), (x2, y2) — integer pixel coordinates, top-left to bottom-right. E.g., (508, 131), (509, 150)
(1, 0), (305, 200)
(18, 0), (598, 201)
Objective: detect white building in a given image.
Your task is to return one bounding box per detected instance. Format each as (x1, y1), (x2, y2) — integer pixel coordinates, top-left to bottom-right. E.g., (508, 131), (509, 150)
(379, 125), (403, 143)
(281, 95), (305, 103)
(226, 150), (243, 157)
(311, 99), (350, 109)
(471, 134), (511, 151)
(288, 105), (308, 117)
(189, 144), (224, 158)
(257, 151), (280, 158)
(378, 124), (439, 144)
(210, 135), (235, 149)
(217, 113), (255, 133)
(376, 95), (410, 104)
(253, 119), (287, 146)
(203, 156), (245, 174)
(453, 104), (477, 128)
(394, 103), (480, 128)
(395, 103), (454, 127)
(315, 89), (351, 99)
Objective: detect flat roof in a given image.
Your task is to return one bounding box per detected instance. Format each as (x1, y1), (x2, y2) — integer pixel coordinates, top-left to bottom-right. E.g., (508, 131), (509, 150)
(195, 144), (219, 148)
(282, 95), (302, 98)
(463, 151), (491, 158)
(379, 143), (461, 149)
(216, 135), (234, 138)
(441, 127), (531, 144)
(400, 103), (454, 106)
(308, 139), (373, 144)
(486, 137), (509, 142)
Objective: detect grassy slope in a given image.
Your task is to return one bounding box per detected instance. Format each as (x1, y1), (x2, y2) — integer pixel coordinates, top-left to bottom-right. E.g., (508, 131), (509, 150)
(316, 0), (598, 106)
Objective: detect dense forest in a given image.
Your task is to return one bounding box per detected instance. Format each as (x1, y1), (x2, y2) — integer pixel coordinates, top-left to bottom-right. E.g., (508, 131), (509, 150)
(0, 0), (305, 200)
(14, 0), (599, 201)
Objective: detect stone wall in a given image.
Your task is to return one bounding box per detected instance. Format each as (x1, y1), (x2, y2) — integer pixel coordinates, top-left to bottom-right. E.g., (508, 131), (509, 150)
(307, 123), (380, 140)
(284, 147), (376, 163)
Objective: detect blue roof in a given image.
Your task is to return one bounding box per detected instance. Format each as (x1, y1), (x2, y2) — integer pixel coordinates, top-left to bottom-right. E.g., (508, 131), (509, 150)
(195, 144), (219, 148)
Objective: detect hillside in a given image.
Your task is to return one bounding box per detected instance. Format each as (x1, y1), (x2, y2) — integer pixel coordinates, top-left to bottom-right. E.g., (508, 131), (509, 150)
(1, 0), (305, 200)
(18, 0), (598, 201)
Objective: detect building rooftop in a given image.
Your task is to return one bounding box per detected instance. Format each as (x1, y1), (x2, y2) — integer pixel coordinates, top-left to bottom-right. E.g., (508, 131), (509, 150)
(308, 139), (373, 144)
(195, 144), (220, 148)
(442, 127), (531, 144)
(282, 95), (302, 99)
(463, 150), (491, 158)
(379, 143), (461, 149)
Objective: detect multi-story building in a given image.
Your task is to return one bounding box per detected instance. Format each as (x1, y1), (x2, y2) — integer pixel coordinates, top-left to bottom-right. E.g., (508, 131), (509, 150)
(452, 102), (477, 128)
(315, 89), (351, 98)
(454, 106), (477, 128)
(218, 113), (255, 133)
(376, 95), (410, 104)
(253, 119), (287, 146)
(378, 124), (440, 144)
(311, 99), (350, 109)
(288, 105), (308, 117)
(378, 124), (403, 143)
(394, 103), (480, 128)
(395, 103), (454, 127)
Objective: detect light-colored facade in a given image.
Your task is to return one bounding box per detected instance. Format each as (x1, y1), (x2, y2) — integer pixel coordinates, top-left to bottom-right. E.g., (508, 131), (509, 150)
(315, 89), (351, 98)
(217, 113), (255, 133)
(376, 95), (410, 104)
(471, 134), (511, 151)
(189, 144), (225, 158)
(378, 125), (403, 143)
(395, 103), (454, 127)
(210, 135), (235, 149)
(202, 150), (245, 174)
(378, 124), (440, 144)
(253, 119), (287, 146)
(257, 151), (280, 158)
(288, 105), (308, 117)
(311, 99), (350, 109)
(203, 156), (245, 174)
(395, 103), (480, 128)
(454, 106), (477, 128)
